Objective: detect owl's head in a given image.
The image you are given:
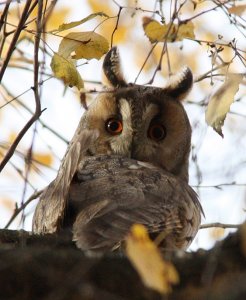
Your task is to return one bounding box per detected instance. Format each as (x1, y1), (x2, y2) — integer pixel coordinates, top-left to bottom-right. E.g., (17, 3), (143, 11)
(83, 47), (193, 182)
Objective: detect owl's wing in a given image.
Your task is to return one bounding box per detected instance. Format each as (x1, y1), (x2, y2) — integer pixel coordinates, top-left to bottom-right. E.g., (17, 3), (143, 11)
(71, 160), (202, 255)
(32, 128), (98, 234)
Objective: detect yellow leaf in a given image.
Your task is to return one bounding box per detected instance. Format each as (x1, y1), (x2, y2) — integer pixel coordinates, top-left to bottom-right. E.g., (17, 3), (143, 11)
(143, 17), (195, 43)
(58, 31), (109, 60)
(228, 5), (246, 16)
(44, 7), (71, 31)
(125, 224), (179, 294)
(87, 0), (131, 44)
(88, 0), (114, 16)
(178, 21), (195, 41)
(33, 153), (53, 167)
(205, 74), (243, 137)
(143, 18), (170, 43)
(13, 6), (70, 39)
(209, 228), (225, 240)
(50, 12), (109, 33)
(192, 0), (204, 3)
(8, 131), (17, 144)
(0, 198), (15, 211)
(50, 53), (84, 90)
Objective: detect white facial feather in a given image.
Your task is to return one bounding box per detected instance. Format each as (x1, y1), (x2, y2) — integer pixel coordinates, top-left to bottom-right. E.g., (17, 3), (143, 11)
(109, 99), (133, 156)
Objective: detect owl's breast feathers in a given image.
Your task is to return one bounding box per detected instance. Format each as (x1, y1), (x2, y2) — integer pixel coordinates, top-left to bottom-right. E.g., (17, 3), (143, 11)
(66, 155), (203, 255)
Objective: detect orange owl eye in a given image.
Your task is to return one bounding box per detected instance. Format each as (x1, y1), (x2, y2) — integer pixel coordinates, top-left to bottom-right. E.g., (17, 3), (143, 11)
(106, 118), (123, 135)
(148, 123), (166, 141)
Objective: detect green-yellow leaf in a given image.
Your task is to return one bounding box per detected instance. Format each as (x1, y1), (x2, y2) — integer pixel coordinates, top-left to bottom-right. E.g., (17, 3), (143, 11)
(143, 17), (195, 43)
(50, 12), (109, 33)
(205, 74), (243, 137)
(58, 31), (109, 60)
(51, 53), (84, 90)
(125, 224), (179, 294)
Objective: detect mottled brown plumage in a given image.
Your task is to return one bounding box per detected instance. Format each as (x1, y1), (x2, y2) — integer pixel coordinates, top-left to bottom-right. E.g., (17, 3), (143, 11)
(33, 47), (203, 255)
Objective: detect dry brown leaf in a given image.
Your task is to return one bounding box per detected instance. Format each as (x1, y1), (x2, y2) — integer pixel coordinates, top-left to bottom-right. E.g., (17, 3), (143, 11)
(58, 31), (109, 60)
(50, 53), (84, 90)
(228, 5), (246, 16)
(205, 74), (243, 137)
(143, 17), (195, 43)
(125, 224), (179, 294)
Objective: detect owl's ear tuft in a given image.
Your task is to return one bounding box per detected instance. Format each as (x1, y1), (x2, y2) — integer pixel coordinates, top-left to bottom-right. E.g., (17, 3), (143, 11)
(163, 67), (193, 101)
(102, 47), (127, 88)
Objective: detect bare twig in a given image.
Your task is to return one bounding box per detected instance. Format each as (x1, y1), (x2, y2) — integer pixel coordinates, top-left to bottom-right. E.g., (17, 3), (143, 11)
(0, 0), (11, 32)
(19, 0), (44, 226)
(0, 0), (43, 173)
(110, 4), (122, 47)
(0, 148), (36, 189)
(147, 42), (167, 84)
(4, 189), (43, 229)
(134, 42), (158, 83)
(0, 0), (35, 83)
(200, 223), (241, 230)
(194, 63), (230, 83)
(193, 182), (246, 189)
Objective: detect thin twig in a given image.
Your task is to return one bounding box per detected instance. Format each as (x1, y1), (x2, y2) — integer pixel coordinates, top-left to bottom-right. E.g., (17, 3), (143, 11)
(200, 223), (241, 230)
(0, 0), (43, 173)
(193, 182), (246, 189)
(110, 4), (122, 47)
(134, 42), (158, 83)
(0, 148), (36, 189)
(194, 63), (229, 83)
(0, 0), (34, 83)
(19, 0), (44, 225)
(4, 189), (43, 229)
(0, 0), (11, 32)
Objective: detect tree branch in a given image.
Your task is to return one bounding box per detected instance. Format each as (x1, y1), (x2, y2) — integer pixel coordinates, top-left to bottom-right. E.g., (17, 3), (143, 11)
(4, 189), (43, 229)
(0, 1), (46, 173)
(0, 0), (35, 83)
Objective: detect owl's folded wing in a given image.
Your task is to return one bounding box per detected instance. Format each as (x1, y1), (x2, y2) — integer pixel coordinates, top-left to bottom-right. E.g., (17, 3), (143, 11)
(32, 129), (98, 234)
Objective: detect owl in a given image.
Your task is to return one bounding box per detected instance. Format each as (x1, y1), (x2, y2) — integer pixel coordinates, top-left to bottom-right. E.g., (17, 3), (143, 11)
(33, 47), (203, 255)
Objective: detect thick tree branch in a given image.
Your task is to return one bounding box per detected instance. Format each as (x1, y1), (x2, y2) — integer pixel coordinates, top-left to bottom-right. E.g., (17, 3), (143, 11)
(0, 224), (245, 300)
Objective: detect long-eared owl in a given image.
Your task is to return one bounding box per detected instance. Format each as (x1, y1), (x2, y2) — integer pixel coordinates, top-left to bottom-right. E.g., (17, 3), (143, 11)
(33, 47), (203, 255)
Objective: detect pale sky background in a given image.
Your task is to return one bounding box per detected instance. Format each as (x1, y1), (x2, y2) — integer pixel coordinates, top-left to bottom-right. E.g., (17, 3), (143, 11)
(0, 0), (246, 251)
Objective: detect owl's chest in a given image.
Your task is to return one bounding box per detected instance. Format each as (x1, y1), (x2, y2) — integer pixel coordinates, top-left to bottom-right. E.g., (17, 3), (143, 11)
(69, 155), (171, 203)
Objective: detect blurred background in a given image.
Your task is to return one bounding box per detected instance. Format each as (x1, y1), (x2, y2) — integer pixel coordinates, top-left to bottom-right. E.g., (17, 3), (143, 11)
(0, 0), (245, 251)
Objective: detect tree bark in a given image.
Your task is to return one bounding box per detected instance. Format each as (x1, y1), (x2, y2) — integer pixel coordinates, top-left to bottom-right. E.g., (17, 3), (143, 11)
(0, 226), (246, 300)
